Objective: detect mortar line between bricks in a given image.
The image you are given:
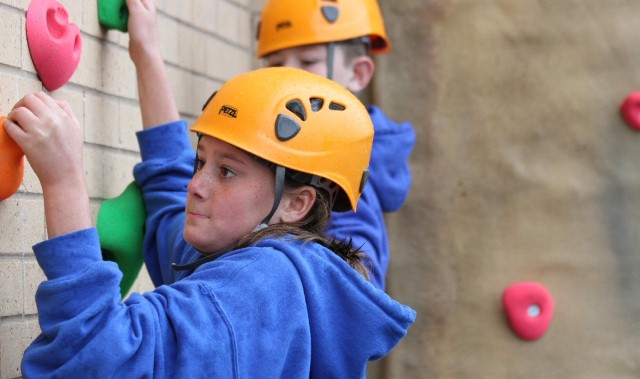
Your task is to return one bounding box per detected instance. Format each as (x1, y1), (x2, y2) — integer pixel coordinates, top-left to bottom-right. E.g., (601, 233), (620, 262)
(1, 44), (229, 106)
(1, 192), (139, 207)
(0, 3), (27, 15)
(157, 9), (254, 53)
(84, 142), (140, 156)
(81, 20), (252, 65)
(47, 45), (228, 102)
(0, 314), (38, 325)
(0, 253), (27, 261)
(0, 63), (40, 83)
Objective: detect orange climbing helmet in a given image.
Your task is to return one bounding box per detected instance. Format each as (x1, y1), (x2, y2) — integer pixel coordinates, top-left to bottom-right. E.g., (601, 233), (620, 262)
(256, 0), (391, 58)
(191, 67), (373, 212)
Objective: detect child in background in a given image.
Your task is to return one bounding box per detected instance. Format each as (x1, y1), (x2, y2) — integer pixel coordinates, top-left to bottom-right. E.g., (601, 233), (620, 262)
(7, 67), (416, 377)
(258, 0), (416, 290)
(127, 0), (415, 290)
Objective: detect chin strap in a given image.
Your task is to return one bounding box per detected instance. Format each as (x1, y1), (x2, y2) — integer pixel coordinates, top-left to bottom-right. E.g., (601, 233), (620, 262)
(327, 42), (335, 80)
(173, 165), (287, 272)
(253, 165), (286, 232)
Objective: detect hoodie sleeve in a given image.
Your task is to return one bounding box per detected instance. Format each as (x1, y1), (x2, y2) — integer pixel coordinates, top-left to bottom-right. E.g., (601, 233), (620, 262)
(133, 121), (201, 286)
(22, 229), (146, 377)
(367, 106), (416, 212)
(21, 229), (237, 378)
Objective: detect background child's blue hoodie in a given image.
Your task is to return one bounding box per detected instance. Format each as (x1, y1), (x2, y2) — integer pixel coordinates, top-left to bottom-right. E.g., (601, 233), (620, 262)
(327, 105), (415, 289)
(136, 107), (415, 290)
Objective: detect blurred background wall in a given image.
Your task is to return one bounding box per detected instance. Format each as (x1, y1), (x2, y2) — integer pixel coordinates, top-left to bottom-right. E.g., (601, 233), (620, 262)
(374, 0), (640, 377)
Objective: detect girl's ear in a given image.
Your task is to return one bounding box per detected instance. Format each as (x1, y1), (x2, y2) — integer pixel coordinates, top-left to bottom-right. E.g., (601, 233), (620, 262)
(346, 55), (375, 93)
(275, 186), (317, 224)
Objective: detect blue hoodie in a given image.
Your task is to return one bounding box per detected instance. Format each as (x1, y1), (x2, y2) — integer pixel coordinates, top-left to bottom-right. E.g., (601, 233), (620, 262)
(327, 105), (415, 289)
(22, 228), (416, 377)
(135, 107), (415, 290)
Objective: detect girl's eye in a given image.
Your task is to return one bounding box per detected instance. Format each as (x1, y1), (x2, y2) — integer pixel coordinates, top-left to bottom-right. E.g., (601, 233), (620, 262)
(221, 167), (236, 178)
(193, 157), (205, 175)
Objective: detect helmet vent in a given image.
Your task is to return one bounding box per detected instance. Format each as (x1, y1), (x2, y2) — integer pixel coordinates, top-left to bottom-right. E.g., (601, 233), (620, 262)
(321, 6), (339, 23)
(328, 102), (345, 111)
(286, 99), (307, 121)
(310, 97), (324, 112)
(275, 114), (301, 141)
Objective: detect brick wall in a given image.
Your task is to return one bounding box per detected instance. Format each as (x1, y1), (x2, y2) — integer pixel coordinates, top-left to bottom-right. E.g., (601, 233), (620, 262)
(0, 0), (256, 377)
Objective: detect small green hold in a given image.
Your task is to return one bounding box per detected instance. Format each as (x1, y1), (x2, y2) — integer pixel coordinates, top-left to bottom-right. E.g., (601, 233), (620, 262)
(98, 0), (129, 32)
(97, 182), (146, 298)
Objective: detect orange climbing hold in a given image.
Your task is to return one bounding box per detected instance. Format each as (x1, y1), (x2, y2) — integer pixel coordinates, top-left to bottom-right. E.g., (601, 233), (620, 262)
(0, 116), (25, 201)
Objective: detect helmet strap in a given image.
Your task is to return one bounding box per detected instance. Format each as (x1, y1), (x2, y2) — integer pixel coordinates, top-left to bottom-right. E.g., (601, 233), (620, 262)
(171, 247), (230, 271)
(253, 164), (286, 232)
(327, 42), (335, 80)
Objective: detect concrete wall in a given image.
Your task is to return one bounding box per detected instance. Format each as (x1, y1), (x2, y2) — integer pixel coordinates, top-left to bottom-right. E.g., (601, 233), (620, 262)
(375, 0), (640, 377)
(0, 1), (253, 377)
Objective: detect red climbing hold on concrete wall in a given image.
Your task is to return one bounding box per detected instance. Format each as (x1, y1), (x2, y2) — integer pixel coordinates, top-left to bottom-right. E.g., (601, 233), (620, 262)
(502, 282), (554, 341)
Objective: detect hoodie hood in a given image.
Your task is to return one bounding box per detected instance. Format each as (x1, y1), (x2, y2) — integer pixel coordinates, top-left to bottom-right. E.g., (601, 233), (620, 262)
(367, 105), (416, 212)
(263, 238), (417, 377)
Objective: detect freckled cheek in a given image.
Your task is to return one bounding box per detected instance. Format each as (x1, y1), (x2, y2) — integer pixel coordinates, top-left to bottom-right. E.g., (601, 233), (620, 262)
(239, 184), (271, 214)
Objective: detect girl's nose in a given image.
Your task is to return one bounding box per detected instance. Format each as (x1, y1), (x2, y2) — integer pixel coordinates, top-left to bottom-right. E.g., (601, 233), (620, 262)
(188, 171), (212, 200)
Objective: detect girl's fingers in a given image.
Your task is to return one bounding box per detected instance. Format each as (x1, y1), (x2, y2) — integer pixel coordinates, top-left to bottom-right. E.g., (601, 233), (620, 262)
(7, 92), (71, 146)
(14, 92), (70, 124)
(15, 92), (44, 112)
(3, 115), (29, 147)
(6, 106), (38, 134)
(57, 100), (80, 127)
(140, 0), (155, 11)
(33, 91), (61, 110)
(127, 0), (150, 13)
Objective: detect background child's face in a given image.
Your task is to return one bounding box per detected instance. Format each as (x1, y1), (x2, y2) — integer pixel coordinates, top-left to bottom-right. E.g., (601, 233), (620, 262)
(184, 135), (276, 253)
(265, 44), (353, 90)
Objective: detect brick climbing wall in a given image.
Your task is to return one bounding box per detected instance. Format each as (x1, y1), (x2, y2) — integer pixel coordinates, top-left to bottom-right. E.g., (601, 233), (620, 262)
(0, 0), (256, 377)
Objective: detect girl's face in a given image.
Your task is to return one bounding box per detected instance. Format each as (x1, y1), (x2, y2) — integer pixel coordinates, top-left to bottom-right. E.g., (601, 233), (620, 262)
(184, 135), (276, 254)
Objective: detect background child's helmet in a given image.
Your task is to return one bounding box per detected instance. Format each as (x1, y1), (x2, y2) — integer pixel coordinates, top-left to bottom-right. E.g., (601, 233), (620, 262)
(256, 0), (391, 58)
(190, 67), (373, 212)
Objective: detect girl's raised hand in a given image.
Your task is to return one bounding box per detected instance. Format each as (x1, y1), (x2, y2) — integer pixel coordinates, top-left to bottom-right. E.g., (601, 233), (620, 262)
(126, 0), (160, 64)
(4, 92), (91, 238)
(4, 92), (84, 190)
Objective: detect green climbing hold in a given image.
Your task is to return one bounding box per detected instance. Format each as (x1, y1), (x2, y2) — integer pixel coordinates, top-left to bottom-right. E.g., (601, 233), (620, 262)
(98, 0), (129, 32)
(97, 182), (146, 298)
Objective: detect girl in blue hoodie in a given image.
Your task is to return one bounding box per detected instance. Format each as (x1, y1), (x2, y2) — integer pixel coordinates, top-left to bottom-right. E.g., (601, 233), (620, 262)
(6, 67), (415, 378)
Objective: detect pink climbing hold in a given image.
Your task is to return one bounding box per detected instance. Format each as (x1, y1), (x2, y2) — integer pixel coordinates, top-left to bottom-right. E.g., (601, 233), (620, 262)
(26, 0), (82, 91)
(502, 281), (554, 341)
(620, 92), (640, 131)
